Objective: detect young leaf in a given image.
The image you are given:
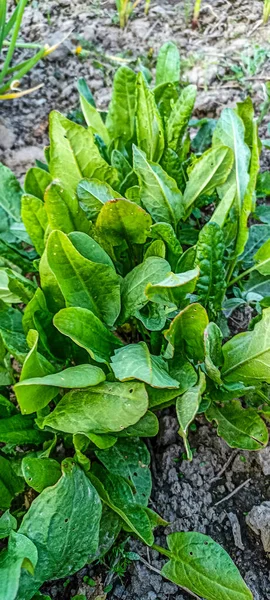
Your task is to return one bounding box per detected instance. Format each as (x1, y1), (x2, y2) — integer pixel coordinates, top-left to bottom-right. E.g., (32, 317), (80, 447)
(209, 184), (236, 229)
(39, 247), (65, 314)
(44, 181), (90, 235)
(133, 145), (184, 228)
(96, 198), (152, 246)
(195, 222), (226, 318)
(79, 94), (110, 145)
(144, 240), (166, 260)
(161, 531), (253, 600)
(136, 72), (165, 163)
(24, 167), (52, 200)
(22, 457), (61, 492)
(206, 400), (268, 450)
(106, 66), (136, 144)
(111, 342), (179, 388)
(0, 510), (17, 540)
(54, 306), (123, 364)
(77, 178), (121, 221)
(0, 163), (22, 221)
(95, 438), (151, 506)
(204, 322), (223, 385)
(21, 195), (48, 255)
(145, 268), (199, 308)
(165, 303), (208, 364)
(49, 111), (118, 193)
(183, 146), (234, 212)
(17, 461), (102, 599)
(0, 531), (38, 600)
(222, 308), (270, 385)
(150, 222), (182, 270)
(176, 372), (206, 460)
(15, 364), (105, 415)
(155, 41), (180, 86)
(47, 230), (120, 327)
(69, 231), (114, 268)
(166, 85), (197, 153)
(42, 382), (148, 435)
(119, 256), (170, 324)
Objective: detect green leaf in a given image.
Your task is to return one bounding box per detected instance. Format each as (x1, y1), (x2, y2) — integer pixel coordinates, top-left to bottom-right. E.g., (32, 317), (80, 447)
(176, 372), (206, 460)
(79, 94), (110, 145)
(144, 240), (166, 260)
(133, 145), (184, 228)
(166, 85), (197, 153)
(42, 381), (148, 434)
(69, 231), (114, 268)
(39, 247), (65, 314)
(0, 301), (28, 362)
(44, 181), (90, 235)
(77, 178), (121, 221)
(17, 461), (102, 599)
(119, 256), (170, 323)
(222, 308), (270, 385)
(24, 167), (52, 200)
(106, 66), (136, 144)
(15, 364), (105, 416)
(118, 410), (159, 437)
(0, 413), (50, 445)
(195, 222), (226, 318)
(22, 457), (61, 492)
(49, 111), (118, 194)
(212, 108), (251, 211)
(135, 302), (166, 331)
(0, 268), (35, 305)
(47, 230), (120, 327)
(165, 303), (208, 364)
(251, 238), (270, 276)
(92, 505), (121, 561)
(161, 531), (253, 600)
(95, 438), (151, 505)
(206, 400), (268, 450)
(96, 199), (152, 246)
(150, 222), (182, 270)
(111, 342), (179, 388)
(89, 464), (154, 545)
(147, 386), (180, 409)
(0, 510), (17, 540)
(156, 41), (180, 86)
(21, 195), (48, 255)
(236, 97), (254, 148)
(241, 224), (270, 269)
(204, 322), (223, 385)
(183, 146), (234, 212)
(0, 455), (24, 510)
(54, 306), (123, 364)
(136, 72), (165, 163)
(145, 267), (199, 308)
(209, 184), (236, 229)
(0, 163), (22, 221)
(0, 531), (38, 600)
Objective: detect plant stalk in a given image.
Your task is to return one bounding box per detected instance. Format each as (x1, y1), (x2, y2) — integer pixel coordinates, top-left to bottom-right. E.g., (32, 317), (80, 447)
(152, 543), (171, 558)
(228, 263), (258, 287)
(0, 0), (28, 86)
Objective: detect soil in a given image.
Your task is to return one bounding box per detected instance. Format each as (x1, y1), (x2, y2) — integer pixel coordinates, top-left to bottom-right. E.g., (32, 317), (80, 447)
(1, 1), (270, 599)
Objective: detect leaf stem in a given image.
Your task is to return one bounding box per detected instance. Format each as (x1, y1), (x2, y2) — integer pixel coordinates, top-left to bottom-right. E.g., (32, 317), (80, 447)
(0, 0), (28, 86)
(227, 263), (257, 287)
(152, 543), (171, 558)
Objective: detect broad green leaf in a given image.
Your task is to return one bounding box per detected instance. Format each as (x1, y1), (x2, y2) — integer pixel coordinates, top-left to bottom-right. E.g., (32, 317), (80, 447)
(15, 364), (105, 416)
(47, 230), (120, 327)
(176, 372), (206, 460)
(195, 222), (226, 318)
(156, 41), (180, 86)
(111, 342), (179, 388)
(39, 247), (65, 314)
(0, 301), (28, 362)
(154, 82), (179, 122)
(183, 146), (234, 211)
(165, 303), (209, 365)
(176, 246), (196, 273)
(135, 302), (166, 331)
(24, 167), (52, 200)
(144, 240), (166, 260)
(95, 438), (151, 505)
(54, 307), (123, 364)
(119, 256), (170, 323)
(252, 238), (270, 275)
(161, 531), (253, 600)
(236, 97), (254, 148)
(209, 184), (236, 229)
(241, 224), (270, 269)
(42, 381), (148, 434)
(244, 271), (270, 297)
(0, 413), (50, 445)
(204, 322), (223, 385)
(145, 267), (199, 308)
(106, 66), (136, 144)
(49, 111), (118, 193)
(0, 531), (38, 600)
(22, 457), (61, 492)
(0, 455), (24, 510)
(0, 269), (21, 303)
(147, 386), (180, 409)
(69, 231), (114, 268)
(89, 464), (154, 545)
(77, 178), (121, 220)
(161, 147), (184, 190)
(206, 400), (268, 450)
(0, 268), (35, 305)
(133, 146), (184, 228)
(22, 288), (47, 335)
(136, 72), (164, 163)
(0, 510), (17, 540)
(79, 94), (110, 145)
(0, 163), (22, 221)
(118, 410), (159, 437)
(21, 195), (48, 255)
(166, 85), (197, 153)
(213, 108), (251, 212)
(150, 222), (182, 270)
(96, 199), (152, 246)
(44, 181), (90, 234)
(222, 308), (270, 385)
(111, 149), (133, 182)
(17, 461), (102, 599)
(91, 505), (121, 561)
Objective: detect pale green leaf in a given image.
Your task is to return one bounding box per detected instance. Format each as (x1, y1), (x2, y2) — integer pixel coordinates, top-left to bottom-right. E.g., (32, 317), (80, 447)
(111, 341), (179, 388)
(44, 181), (90, 234)
(136, 72), (165, 163)
(156, 41), (180, 86)
(96, 198), (152, 246)
(176, 372), (206, 460)
(22, 457), (61, 492)
(21, 195), (48, 255)
(77, 178), (121, 220)
(145, 267), (199, 307)
(0, 163), (22, 221)
(166, 85), (197, 153)
(24, 167), (52, 201)
(206, 400), (268, 450)
(106, 66), (137, 144)
(79, 94), (110, 145)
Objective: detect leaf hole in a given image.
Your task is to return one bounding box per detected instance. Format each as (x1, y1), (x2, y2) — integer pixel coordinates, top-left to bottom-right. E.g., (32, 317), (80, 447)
(129, 389), (133, 393)
(64, 518), (69, 523)
(189, 552), (193, 556)
(204, 541), (208, 545)
(134, 472), (138, 477)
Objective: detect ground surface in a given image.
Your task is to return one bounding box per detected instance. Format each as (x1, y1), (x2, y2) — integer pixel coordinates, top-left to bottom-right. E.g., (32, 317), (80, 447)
(1, 1), (270, 599)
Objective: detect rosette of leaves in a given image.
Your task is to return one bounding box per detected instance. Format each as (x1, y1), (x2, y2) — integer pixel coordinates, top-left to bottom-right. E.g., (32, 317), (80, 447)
(1, 41), (269, 600)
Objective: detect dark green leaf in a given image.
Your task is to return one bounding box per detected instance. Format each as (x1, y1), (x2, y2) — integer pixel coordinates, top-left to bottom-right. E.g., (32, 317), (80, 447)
(0, 455), (24, 510)
(0, 531), (38, 600)
(195, 222), (226, 318)
(206, 400), (268, 450)
(22, 457), (61, 492)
